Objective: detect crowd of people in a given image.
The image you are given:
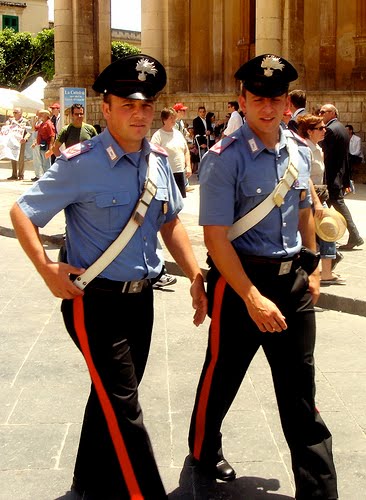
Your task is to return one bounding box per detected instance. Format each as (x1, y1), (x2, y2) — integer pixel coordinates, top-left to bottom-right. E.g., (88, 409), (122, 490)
(7, 50), (366, 499)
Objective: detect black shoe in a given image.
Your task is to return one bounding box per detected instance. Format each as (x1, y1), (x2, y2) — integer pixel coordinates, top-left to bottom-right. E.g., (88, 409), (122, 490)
(31, 176), (39, 182)
(191, 456), (236, 482)
(7, 175), (17, 180)
(338, 237), (364, 250)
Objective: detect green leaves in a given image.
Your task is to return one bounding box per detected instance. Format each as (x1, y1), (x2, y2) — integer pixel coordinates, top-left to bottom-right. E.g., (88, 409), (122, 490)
(111, 41), (140, 61)
(0, 28), (55, 90)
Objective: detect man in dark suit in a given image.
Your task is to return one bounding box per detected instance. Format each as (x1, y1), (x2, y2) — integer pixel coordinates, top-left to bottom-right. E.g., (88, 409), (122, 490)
(193, 106), (210, 158)
(320, 104), (364, 250)
(288, 89), (307, 132)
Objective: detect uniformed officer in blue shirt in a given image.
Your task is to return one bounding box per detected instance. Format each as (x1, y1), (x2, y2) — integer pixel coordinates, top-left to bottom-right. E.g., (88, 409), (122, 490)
(188, 54), (338, 499)
(10, 54), (207, 500)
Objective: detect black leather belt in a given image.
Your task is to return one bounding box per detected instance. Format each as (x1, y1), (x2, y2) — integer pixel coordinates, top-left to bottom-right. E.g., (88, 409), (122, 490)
(239, 253), (300, 276)
(240, 254), (300, 265)
(71, 275), (151, 294)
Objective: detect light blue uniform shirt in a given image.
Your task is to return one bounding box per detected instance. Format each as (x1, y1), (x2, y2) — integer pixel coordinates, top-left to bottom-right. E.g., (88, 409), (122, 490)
(18, 129), (183, 281)
(199, 122), (312, 258)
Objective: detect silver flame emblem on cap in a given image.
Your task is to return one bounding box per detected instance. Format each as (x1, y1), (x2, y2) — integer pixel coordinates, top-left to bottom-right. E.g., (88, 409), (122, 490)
(136, 58), (158, 81)
(261, 56), (285, 77)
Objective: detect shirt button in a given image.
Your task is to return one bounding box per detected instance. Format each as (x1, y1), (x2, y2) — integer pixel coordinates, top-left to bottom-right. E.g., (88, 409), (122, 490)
(283, 222), (287, 227)
(112, 198), (116, 204)
(256, 188), (262, 194)
(143, 236), (147, 241)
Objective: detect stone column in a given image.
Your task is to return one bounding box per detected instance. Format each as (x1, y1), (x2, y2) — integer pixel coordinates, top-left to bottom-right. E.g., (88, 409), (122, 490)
(141, 0), (166, 63)
(282, 0), (305, 87)
(351, 0), (366, 89)
(256, 0), (282, 55)
(319, 0), (336, 90)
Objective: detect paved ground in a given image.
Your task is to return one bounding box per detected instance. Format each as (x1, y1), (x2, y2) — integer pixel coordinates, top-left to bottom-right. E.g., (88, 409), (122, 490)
(0, 161), (366, 499)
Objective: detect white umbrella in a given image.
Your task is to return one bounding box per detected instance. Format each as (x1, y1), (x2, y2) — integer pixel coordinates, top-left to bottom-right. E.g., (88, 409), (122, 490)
(0, 87), (44, 115)
(21, 76), (47, 102)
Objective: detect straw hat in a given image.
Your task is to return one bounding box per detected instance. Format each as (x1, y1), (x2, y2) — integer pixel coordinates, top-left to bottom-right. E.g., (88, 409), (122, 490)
(314, 207), (347, 242)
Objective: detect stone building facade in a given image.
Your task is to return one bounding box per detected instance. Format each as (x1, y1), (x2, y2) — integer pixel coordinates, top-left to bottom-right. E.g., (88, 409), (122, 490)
(0, 0), (48, 34)
(46, 0), (366, 154)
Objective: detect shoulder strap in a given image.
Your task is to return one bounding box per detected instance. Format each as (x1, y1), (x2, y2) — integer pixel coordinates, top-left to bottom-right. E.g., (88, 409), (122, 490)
(73, 153), (159, 290)
(227, 138), (299, 241)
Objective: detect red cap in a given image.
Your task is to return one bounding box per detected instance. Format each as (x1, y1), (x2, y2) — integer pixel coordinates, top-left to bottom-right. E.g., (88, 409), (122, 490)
(50, 102), (60, 109)
(173, 102), (188, 111)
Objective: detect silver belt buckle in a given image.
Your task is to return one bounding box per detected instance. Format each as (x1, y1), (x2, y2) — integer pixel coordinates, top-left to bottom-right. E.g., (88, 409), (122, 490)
(127, 280), (144, 293)
(278, 261), (292, 276)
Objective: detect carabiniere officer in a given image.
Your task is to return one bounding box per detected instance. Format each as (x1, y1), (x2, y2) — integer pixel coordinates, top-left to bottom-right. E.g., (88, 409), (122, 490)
(188, 54), (338, 500)
(10, 54), (207, 499)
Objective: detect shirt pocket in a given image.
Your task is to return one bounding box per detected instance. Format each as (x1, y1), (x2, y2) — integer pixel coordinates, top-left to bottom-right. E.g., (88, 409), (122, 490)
(240, 177), (275, 198)
(95, 191), (131, 231)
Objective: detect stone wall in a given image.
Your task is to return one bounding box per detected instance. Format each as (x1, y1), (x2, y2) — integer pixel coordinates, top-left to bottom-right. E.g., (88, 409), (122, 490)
(86, 91), (366, 154)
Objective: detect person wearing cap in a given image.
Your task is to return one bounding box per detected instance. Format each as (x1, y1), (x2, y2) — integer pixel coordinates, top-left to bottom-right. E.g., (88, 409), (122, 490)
(9, 54), (207, 499)
(52, 103), (98, 158)
(7, 107), (31, 180)
(188, 54), (338, 499)
(173, 102), (189, 137)
(34, 109), (55, 175)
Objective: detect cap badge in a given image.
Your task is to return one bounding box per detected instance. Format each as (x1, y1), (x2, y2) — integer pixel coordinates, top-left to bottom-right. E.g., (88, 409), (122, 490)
(136, 58), (158, 81)
(261, 56), (285, 77)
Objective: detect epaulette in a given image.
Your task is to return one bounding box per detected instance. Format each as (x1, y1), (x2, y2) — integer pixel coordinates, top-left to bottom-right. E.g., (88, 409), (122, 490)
(283, 128), (308, 146)
(150, 143), (168, 156)
(62, 141), (93, 160)
(210, 136), (237, 155)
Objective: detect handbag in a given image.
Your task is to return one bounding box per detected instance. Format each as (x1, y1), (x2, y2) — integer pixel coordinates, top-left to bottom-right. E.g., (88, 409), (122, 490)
(314, 184), (329, 203)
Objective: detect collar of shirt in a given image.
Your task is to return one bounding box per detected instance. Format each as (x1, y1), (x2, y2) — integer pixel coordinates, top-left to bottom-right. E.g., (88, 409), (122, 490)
(293, 107), (305, 119)
(99, 128), (151, 169)
(241, 122), (287, 159)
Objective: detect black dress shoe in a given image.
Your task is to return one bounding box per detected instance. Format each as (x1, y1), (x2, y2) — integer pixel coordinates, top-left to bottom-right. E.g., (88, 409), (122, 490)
(191, 455), (236, 482)
(339, 237), (364, 250)
(215, 458), (237, 481)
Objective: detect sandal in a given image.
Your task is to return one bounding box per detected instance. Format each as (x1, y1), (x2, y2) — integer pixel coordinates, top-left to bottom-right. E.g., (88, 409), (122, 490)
(320, 276), (346, 285)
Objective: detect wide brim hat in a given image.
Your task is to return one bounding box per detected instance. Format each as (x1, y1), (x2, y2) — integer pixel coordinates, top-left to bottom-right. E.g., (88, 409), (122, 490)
(315, 207), (347, 242)
(234, 54), (298, 98)
(92, 54), (166, 100)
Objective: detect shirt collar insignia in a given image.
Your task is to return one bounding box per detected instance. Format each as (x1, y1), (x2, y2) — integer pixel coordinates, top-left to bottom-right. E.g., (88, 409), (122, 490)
(248, 138), (259, 152)
(106, 145), (118, 161)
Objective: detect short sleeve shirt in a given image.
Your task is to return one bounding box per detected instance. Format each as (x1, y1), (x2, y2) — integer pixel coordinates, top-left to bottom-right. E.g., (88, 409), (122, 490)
(199, 123), (312, 258)
(17, 129), (184, 281)
(57, 123), (98, 148)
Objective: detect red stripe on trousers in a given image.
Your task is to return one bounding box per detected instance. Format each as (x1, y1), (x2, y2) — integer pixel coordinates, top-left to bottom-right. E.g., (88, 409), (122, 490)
(193, 275), (226, 460)
(73, 295), (143, 500)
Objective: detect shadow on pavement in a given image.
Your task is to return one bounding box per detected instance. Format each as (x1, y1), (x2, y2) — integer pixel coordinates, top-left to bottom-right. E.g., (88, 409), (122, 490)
(168, 455), (294, 499)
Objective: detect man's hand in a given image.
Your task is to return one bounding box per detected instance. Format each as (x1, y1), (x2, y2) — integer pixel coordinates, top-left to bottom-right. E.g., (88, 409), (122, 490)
(308, 270), (320, 304)
(190, 274), (207, 326)
(244, 289), (288, 333)
(41, 262), (86, 299)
